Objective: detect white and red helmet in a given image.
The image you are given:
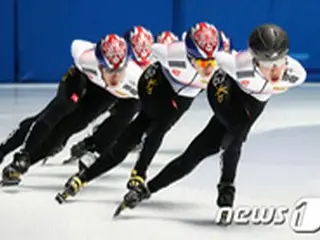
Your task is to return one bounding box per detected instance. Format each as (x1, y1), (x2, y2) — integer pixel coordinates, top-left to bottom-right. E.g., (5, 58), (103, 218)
(157, 31), (179, 44)
(185, 22), (220, 59)
(123, 25), (154, 67)
(95, 34), (128, 71)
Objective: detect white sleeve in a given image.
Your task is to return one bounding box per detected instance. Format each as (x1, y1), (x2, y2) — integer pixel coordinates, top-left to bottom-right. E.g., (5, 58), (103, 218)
(151, 43), (168, 64)
(71, 40), (95, 69)
(287, 57), (307, 86)
(231, 50), (238, 56)
(215, 51), (237, 79)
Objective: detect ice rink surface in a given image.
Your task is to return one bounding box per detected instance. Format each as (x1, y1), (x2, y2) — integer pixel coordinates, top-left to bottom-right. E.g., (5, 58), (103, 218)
(0, 84), (319, 240)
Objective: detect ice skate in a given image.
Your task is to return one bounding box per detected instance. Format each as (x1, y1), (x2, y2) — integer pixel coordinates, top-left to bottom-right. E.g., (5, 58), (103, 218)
(114, 182), (150, 217)
(0, 151), (30, 186)
(55, 174), (86, 204)
(62, 139), (95, 165)
(78, 151), (98, 172)
(1, 165), (22, 186)
(126, 169), (145, 190)
(215, 182), (235, 225)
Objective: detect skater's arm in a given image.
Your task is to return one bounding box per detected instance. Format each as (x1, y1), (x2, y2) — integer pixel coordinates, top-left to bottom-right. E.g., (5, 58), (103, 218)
(215, 51), (237, 79)
(151, 43), (168, 63)
(285, 56), (307, 87)
(71, 40), (96, 70)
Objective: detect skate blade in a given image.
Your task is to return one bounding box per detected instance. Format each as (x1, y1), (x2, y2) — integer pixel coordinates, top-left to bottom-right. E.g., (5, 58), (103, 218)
(113, 202), (127, 218)
(55, 192), (69, 204)
(0, 179), (21, 187)
(62, 156), (78, 165)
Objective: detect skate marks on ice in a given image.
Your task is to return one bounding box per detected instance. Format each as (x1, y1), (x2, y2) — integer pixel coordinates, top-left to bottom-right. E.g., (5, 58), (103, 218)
(29, 171), (126, 182)
(113, 201), (274, 234)
(117, 156), (177, 170)
(125, 198), (200, 211)
(243, 124), (320, 165)
(116, 214), (264, 230)
(24, 183), (121, 194)
(0, 166), (126, 196)
(69, 198), (199, 211)
(0, 185), (31, 194)
(111, 196), (293, 239)
(0, 180), (122, 196)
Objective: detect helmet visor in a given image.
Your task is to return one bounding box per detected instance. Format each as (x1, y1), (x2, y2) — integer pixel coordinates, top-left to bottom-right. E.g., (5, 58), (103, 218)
(258, 57), (286, 69)
(194, 59), (217, 68)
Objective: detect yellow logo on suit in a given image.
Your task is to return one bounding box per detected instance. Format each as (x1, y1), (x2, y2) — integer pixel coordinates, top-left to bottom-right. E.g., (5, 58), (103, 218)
(146, 79), (158, 95)
(215, 85), (228, 103)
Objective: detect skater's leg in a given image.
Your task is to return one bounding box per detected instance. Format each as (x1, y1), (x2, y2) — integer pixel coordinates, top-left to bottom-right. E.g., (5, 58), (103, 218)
(0, 115), (37, 163)
(131, 96), (192, 181)
(1, 67), (88, 184)
(34, 83), (118, 165)
(120, 74), (266, 210)
(92, 99), (141, 152)
(147, 117), (226, 193)
(81, 111), (150, 183)
(70, 98), (140, 160)
(22, 67), (87, 155)
(0, 97), (58, 162)
(206, 72), (268, 207)
(55, 111), (150, 202)
(116, 117), (226, 211)
(127, 61), (194, 185)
